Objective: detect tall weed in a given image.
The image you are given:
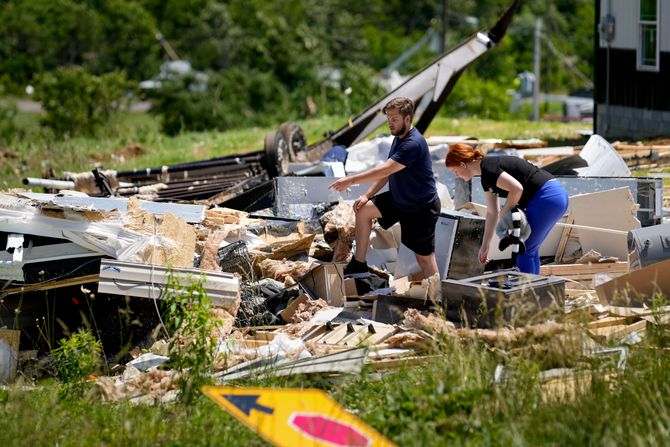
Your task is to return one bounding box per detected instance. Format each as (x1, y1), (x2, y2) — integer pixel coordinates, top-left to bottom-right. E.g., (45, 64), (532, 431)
(162, 271), (221, 404)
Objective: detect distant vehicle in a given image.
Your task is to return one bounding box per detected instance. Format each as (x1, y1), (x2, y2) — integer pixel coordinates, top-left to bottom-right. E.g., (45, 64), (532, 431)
(139, 60), (208, 92)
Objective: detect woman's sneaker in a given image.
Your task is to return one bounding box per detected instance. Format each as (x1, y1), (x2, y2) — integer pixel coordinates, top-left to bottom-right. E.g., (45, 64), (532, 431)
(343, 258), (370, 278)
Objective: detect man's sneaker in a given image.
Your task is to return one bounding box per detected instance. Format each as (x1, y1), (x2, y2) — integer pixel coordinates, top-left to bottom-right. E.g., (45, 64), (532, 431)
(344, 258), (370, 278)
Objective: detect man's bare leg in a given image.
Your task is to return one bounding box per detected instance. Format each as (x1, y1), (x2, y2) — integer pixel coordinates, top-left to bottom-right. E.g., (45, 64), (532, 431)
(415, 252), (438, 279)
(353, 201), (382, 262)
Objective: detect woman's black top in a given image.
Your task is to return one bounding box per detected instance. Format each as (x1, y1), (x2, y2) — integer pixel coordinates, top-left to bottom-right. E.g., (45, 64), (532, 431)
(480, 155), (554, 208)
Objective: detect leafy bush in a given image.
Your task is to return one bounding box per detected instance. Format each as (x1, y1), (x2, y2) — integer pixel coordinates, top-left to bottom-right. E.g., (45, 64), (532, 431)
(317, 63), (387, 117)
(52, 328), (102, 394)
(34, 66), (130, 137)
(0, 84), (19, 146)
(442, 71), (513, 120)
(149, 68), (290, 135)
(163, 271), (221, 403)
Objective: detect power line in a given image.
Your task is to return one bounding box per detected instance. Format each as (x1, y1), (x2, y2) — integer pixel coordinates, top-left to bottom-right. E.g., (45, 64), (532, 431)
(541, 33), (594, 89)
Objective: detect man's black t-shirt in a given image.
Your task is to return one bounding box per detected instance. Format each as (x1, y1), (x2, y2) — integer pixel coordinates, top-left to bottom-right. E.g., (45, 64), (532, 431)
(480, 155), (554, 208)
(387, 127), (438, 212)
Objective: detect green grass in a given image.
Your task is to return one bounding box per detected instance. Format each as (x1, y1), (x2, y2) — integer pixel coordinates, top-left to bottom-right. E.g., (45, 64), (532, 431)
(1, 111), (589, 190)
(425, 116), (590, 143)
(4, 335), (670, 446)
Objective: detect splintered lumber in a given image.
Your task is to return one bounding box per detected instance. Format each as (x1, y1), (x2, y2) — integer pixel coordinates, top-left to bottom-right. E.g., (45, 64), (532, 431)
(368, 354), (441, 371)
(540, 262), (629, 277)
(0, 274), (99, 296)
(553, 222), (628, 236)
(613, 143), (670, 152)
(587, 316), (634, 330)
(554, 211), (574, 263)
(612, 143), (670, 167)
(589, 319), (647, 341)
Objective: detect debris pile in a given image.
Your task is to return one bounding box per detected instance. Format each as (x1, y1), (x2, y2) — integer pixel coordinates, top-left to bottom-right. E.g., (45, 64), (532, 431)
(1, 129), (668, 403)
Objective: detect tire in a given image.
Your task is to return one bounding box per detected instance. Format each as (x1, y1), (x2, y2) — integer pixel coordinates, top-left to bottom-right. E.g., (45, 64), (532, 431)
(263, 131), (290, 178)
(278, 121), (307, 161)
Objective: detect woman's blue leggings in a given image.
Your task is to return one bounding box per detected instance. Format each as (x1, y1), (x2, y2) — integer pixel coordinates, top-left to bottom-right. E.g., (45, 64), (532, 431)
(517, 180), (569, 274)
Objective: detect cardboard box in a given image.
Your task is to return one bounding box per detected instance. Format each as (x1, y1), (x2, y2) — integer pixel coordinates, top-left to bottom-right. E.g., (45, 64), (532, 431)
(299, 263), (346, 307)
(596, 258), (670, 305)
(391, 273), (441, 301)
(279, 294), (310, 323)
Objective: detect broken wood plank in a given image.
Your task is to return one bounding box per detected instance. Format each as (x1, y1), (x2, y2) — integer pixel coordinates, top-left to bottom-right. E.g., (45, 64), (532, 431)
(589, 319), (647, 341)
(240, 325), (285, 335)
(540, 262), (629, 276)
(587, 316), (634, 330)
(367, 354), (440, 371)
(1, 274), (99, 296)
(554, 222), (629, 236)
(554, 211), (574, 263)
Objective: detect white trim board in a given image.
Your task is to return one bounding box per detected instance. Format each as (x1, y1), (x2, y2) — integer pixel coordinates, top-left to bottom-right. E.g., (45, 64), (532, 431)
(98, 259), (240, 310)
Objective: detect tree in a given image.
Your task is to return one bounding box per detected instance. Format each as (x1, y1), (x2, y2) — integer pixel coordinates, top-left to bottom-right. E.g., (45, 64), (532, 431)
(0, 0), (102, 87)
(35, 67), (130, 137)
(93, 0), (161, 81)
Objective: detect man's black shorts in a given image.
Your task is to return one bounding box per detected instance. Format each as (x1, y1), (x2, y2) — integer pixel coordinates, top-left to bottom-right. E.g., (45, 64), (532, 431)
(371, 191), (440, 256)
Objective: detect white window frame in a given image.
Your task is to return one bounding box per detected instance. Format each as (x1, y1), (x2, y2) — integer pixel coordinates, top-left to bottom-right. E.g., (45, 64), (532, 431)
(637, 0), (660, 71)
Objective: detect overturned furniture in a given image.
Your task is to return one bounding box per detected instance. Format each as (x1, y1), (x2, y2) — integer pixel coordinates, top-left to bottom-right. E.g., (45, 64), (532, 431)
(443, 270), (565, 327)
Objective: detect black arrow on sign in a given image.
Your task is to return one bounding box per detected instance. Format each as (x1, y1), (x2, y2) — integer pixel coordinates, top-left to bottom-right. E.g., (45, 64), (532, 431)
(223, 394), (274, 416)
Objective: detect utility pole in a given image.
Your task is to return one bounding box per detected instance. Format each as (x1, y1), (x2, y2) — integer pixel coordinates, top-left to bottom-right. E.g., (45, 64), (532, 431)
(532, 18), (542, 121)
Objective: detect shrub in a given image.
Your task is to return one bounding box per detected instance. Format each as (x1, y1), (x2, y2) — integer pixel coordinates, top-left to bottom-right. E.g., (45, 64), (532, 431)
(34, 66), (130, 137)
(52, 328), (102, 396)
(163, 271), (221, 403)
(317, 63), (387, 117)
(442, 71), (513, 120)
(149, 68), (290, 135)
(0, 84), (19, 145)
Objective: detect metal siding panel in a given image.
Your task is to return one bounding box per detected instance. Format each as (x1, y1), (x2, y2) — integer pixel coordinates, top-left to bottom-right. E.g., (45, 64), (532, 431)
(99, 260), (239, 309)
(609, 0), (639, 50)
(663, 0), (670, 52)
(595, 48), (670, 111)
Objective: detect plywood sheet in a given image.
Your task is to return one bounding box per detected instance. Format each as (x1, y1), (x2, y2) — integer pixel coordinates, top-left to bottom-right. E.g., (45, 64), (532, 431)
(568, 187), (640, 259)
(596, 259), (670, 305)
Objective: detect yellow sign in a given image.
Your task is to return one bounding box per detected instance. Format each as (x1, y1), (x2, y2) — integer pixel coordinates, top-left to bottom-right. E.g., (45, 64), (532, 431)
(202, 386), (397, 447)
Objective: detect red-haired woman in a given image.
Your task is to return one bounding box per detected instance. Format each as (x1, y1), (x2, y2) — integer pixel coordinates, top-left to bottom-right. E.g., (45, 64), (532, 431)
(445, 143), (568, 274)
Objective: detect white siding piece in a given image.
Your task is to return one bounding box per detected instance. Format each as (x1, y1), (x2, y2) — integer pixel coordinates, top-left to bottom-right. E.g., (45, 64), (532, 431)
(18, 192), (205, 223)
(216, 348), (368, 381)
(0, 207), (149, 258)
(98, 260), (239, 310)
(575, 134), (631, 177)
(0, 234), (24, 280)
(0, 242), (96, 264)
(0, 242), (98, 281)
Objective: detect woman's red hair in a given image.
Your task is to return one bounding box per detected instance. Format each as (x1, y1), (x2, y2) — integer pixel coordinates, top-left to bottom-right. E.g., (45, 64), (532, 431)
(445, 143), (484, 167)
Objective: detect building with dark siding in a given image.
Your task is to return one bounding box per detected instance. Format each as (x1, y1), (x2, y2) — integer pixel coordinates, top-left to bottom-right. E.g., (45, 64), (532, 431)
(596, 0), (670, 139)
